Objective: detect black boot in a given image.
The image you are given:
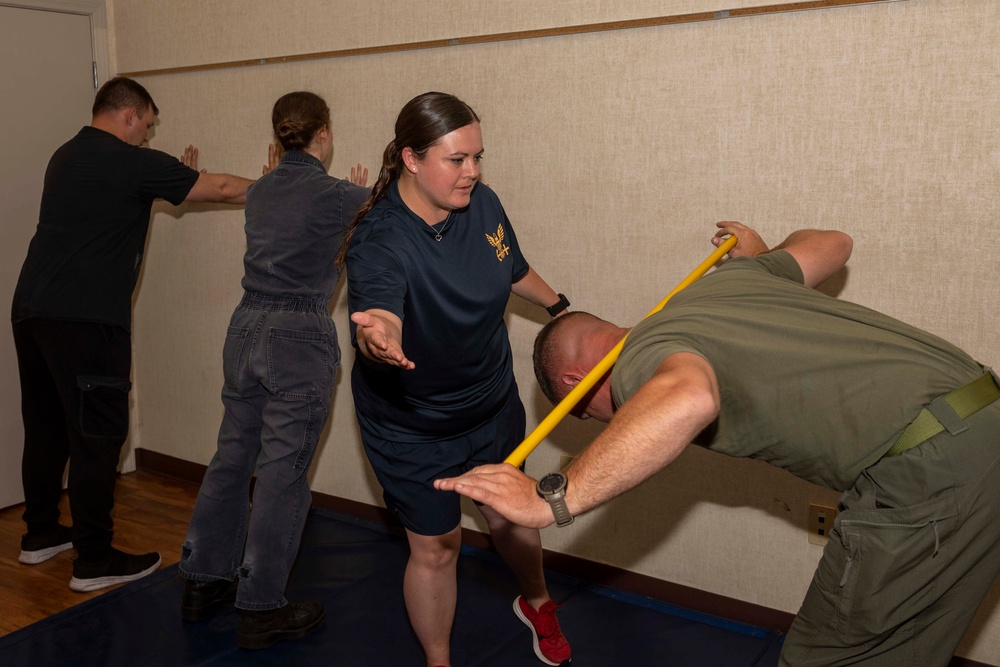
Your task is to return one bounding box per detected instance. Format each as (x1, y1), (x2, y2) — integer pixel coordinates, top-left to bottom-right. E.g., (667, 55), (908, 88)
(237, 600), (325, 650)
(181, 578), (238, 621)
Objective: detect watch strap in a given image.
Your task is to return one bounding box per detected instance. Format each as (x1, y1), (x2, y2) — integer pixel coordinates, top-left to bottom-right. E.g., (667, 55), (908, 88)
(545, 293), (570, 318)
(547, 494), (574, 526)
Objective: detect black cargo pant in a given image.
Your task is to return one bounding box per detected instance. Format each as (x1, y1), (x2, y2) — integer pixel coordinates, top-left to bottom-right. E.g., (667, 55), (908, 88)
(12, 317), (132, 562)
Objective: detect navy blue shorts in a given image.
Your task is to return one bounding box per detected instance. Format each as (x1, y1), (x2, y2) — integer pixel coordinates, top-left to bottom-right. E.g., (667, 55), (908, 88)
(359, 388), (526, 536)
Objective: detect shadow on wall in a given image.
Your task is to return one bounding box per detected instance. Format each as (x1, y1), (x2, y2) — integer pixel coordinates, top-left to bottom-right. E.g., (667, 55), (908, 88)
(548, 424), (826, 572)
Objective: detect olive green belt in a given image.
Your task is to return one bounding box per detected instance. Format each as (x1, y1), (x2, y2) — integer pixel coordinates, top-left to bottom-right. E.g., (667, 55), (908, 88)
(886, 370), (1000, 457)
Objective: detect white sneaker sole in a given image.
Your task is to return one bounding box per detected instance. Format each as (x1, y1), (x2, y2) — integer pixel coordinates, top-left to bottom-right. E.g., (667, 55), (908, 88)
(69, 555), (162, 592)
(18, 541), (74, 565)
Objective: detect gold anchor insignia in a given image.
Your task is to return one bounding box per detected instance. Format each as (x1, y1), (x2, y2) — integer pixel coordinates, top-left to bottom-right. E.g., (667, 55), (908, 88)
(485, 223), (510, 261)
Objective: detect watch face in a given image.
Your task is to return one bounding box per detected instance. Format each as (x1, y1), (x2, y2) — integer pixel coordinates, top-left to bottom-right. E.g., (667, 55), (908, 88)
(538, 473), (565, 494)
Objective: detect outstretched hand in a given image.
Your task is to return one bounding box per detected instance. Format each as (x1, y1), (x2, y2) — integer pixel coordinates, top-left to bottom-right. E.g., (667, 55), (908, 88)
(349, 163), (369, 187)
(713, 221), (768, 258)
(262, 143), (282, 176)
(351, 311), (414, 370)
(182, 145), (207, 173)
(435, 464), (554, 529)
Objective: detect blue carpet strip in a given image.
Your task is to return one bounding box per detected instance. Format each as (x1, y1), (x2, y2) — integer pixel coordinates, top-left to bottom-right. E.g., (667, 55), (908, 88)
(0, 507), (784, 666)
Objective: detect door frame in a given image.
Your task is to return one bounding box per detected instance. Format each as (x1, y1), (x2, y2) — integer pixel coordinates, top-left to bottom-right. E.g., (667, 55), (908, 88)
(1, 1), (111, 87)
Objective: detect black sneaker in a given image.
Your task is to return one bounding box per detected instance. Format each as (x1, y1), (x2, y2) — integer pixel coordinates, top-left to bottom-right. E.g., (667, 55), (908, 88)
(69, 548), (161, 592)
(181, 577), (238, 621)
(19, 525), (74, 564)
(237, 600), (325, 650)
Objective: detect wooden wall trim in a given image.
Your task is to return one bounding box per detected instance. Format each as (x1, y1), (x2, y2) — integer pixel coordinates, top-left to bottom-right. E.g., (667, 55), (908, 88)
(118, 0), (904, 78)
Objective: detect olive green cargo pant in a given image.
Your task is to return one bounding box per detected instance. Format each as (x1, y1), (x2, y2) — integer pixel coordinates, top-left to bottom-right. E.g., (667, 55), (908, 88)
(780, 402), (1000, 666)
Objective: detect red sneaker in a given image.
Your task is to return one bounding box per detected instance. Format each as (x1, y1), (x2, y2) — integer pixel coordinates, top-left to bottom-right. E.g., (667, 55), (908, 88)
(513, 596), (572, 665)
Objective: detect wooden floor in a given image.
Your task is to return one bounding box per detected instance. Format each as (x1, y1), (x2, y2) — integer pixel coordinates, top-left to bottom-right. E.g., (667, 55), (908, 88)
(0, 471), (199, 637)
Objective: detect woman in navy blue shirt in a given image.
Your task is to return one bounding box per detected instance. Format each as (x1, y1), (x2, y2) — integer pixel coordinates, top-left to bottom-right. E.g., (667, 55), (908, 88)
(340, 92), (572, 667)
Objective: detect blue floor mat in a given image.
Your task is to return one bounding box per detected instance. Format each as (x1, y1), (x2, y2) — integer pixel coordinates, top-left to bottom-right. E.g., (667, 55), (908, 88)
(0, 508), (783, 666)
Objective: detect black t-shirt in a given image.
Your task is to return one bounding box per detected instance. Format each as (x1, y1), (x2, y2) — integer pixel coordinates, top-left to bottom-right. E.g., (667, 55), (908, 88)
(11, 126), (200, 330)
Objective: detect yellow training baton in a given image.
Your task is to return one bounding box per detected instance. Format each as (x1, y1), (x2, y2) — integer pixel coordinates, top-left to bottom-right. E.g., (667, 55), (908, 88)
(504, 234), (738, 467)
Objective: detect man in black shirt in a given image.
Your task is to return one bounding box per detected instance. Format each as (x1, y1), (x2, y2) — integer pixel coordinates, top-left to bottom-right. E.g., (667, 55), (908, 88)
(11, 76), (254, 592)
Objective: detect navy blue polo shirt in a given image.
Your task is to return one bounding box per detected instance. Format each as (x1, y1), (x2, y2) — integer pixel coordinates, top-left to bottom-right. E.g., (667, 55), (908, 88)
(346, 180), (529, 441)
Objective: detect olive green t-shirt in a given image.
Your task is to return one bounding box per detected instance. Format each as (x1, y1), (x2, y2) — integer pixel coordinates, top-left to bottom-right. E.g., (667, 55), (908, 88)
(611, 251), (982, 491)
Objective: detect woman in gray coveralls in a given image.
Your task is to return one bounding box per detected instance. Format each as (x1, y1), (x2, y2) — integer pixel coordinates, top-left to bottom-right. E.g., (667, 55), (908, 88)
(178, 91), (368, 650)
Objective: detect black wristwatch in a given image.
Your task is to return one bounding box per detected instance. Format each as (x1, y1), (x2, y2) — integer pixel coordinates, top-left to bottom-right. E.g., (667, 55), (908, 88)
(545, 294), (570, 318)
(536, 472), (574, 526)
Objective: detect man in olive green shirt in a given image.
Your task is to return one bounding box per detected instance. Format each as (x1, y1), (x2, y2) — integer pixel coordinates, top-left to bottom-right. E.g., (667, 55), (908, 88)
(436, 222), (1000, 666)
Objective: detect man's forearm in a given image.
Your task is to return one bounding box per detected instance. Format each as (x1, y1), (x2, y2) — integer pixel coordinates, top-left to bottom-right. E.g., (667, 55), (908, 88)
(185, 172), (253, 204)
(771, 229), (825, 252)
(215, 174), (253, 204)
(564, 355), (719, 517)
(772, 229), (853, 287)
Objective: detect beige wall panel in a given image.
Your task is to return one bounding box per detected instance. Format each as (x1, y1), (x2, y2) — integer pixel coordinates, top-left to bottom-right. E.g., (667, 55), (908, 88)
(110, 0), (841, 74)
(121, 0), (1000, 661)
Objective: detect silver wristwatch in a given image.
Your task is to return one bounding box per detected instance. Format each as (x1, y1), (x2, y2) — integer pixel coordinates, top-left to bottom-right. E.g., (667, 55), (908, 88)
(536, 472), (574, 527)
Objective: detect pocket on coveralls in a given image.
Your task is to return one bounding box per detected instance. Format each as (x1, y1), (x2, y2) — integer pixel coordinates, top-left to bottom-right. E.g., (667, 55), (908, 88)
(265, 328), (330, 401)
(222, 326), (249, 391)
(77, 375), (131, 439)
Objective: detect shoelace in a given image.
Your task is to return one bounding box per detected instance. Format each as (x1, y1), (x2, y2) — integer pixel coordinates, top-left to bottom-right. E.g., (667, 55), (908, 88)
(534, 602), (560, 637)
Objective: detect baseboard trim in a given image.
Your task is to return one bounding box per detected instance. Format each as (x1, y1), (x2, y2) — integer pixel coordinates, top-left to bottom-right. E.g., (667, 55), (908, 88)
(134, 448), (992, 667)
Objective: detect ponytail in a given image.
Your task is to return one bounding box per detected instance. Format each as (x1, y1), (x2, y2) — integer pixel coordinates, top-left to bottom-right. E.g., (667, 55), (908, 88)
(336, 140), (402, 268)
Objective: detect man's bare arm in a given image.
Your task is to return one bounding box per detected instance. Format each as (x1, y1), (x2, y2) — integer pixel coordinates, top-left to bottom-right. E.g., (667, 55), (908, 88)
(562, 352), (719, 516)
(180, 144), (254, 204)
(435, 352), (720, 527)
(771, 229), (853, 288)
(714, 221), (852, 288)
(185, 172), (254, 204)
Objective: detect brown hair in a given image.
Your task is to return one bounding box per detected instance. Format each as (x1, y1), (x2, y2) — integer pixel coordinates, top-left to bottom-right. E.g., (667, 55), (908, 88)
(336, 91), (480, 267)
(271, 91), (330, 152)
(92, 77), (158, 117)
(533, 312), (604, 404)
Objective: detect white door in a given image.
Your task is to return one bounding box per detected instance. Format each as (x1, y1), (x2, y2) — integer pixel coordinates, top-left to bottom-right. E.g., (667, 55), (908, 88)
(0, 5), (97, 509)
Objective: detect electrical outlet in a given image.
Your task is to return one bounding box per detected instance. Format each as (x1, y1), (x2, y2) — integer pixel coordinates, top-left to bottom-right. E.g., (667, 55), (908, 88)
(559, 455), (575, 471)
(808, 504), (837, 546)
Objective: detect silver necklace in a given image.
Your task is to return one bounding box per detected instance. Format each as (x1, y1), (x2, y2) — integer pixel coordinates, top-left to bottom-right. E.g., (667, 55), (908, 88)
(432, 213), (453, 242)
